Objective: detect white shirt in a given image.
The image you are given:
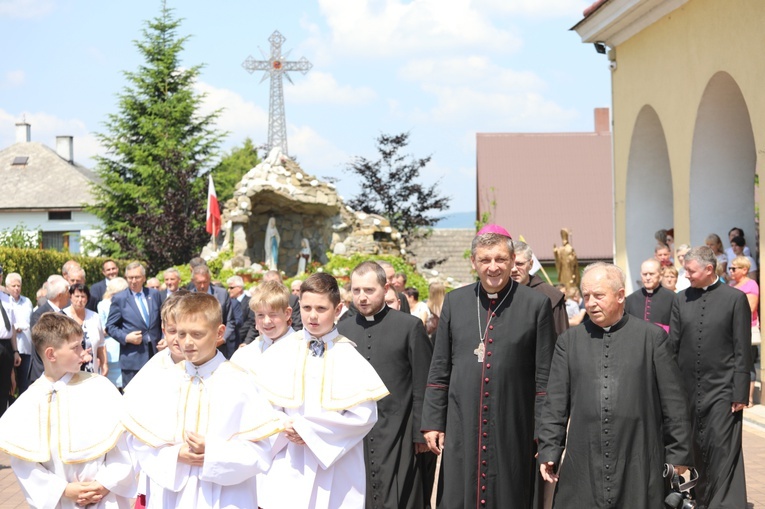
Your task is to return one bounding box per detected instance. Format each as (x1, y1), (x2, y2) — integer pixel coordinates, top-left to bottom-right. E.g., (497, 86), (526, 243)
(0, 292), (16, 340)
(10, 294), (32, 353)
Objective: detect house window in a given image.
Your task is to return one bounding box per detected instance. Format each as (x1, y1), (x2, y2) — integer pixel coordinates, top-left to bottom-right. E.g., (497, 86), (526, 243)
(42, 232), (70, 252)
(11, 156), (29, 166)
(48, 211), (72, 221)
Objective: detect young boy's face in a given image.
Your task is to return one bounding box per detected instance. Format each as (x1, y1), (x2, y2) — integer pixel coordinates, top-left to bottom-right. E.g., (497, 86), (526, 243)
(49, 335), (85, 375)
(255, 305), (292, 340)
(176, 315), (224, 366)
(300, 291), (342, 338)
(162, 320), (184, 361)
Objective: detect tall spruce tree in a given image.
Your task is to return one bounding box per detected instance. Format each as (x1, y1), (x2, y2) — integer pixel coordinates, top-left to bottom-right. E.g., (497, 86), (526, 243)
(346, 132), (451, 244)
(88, 5), (223, 271)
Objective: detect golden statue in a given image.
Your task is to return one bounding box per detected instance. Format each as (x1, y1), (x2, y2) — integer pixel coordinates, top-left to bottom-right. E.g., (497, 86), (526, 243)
(554, 228), (580, 289)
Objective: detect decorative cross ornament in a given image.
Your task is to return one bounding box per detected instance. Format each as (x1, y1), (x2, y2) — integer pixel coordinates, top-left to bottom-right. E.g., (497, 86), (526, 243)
(242, 31), (312, 157)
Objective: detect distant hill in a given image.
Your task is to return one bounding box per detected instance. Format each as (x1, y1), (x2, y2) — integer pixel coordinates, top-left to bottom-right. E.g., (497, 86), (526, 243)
(434, 211), (475, 229)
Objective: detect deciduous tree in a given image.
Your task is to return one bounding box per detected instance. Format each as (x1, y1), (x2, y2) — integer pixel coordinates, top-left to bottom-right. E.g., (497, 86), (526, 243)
(346, 132), (451, 244)
(211, 138), (261, 205)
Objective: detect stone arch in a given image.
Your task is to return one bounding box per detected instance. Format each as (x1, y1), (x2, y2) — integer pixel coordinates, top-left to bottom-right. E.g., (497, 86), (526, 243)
(625, 105), (673, 291)
(689, 71), (756, 255)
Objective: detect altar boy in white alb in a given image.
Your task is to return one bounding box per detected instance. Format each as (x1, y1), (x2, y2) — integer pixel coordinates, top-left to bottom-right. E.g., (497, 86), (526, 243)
(122, 293), (284, 508)
(254, 273), (389, 509)
(0, 313), (136, 508)
(230, 280), (295, 368)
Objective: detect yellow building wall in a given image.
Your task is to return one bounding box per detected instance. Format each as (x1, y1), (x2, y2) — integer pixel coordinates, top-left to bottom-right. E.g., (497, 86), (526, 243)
(612, 0), (765, 272)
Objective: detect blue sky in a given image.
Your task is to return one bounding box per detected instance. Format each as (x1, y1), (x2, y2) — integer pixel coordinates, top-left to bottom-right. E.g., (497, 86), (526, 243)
(0, 0), (610, 214)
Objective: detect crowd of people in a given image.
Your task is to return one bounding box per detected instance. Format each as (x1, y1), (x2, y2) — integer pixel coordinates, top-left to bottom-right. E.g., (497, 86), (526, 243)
(0, 222), (756, 509)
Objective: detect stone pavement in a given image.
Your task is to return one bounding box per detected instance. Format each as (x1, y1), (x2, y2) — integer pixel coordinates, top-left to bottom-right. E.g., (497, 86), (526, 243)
(1, 415), (765, 508)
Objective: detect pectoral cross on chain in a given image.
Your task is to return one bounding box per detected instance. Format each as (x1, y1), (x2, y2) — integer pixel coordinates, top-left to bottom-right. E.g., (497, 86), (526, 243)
(474, 342), (485, 363)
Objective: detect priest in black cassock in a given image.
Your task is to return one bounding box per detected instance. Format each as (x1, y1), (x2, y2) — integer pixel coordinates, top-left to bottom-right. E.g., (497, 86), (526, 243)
(422, 225), (556, 509)
(625, 258), (674, 330)
(510, 240), (567, 509)
(337, 261), (433, 509)
(538, 262), (693, 509)
(670, 246), (752, 508)
(511, 241), (569, 337)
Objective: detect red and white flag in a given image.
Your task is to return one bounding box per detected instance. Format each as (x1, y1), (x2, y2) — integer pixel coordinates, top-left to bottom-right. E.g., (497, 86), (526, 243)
(206, 174), (221, 237)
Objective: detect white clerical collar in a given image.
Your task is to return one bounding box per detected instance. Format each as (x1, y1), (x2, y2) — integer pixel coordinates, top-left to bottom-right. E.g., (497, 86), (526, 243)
(43, 371), (74, 391)
(363, 304), (387, 321)
(645, 288), (654, 295)
(304, 326), (339, 345)
(482, 280), (513, 300)
(185, 351), (224, 378)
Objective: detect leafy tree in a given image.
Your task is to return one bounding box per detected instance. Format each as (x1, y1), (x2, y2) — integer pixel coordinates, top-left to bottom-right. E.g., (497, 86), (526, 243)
(211, 137), (261, 205)
(87, 5), (223, 271)
(345, 132), (451, 243)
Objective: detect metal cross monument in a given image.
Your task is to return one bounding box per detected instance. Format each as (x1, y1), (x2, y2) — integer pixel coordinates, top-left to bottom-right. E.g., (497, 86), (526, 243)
(242, 31), (312, 157)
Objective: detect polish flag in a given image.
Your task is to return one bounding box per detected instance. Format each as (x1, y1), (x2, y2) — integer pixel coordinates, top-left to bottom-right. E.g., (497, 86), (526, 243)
(206, 175), (221, 237)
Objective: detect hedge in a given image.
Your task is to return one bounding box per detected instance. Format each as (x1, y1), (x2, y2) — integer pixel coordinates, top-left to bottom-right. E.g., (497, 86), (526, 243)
(0, 247), (133, 301)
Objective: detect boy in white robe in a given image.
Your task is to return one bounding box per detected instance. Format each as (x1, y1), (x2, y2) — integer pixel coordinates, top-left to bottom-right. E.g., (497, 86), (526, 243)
(0, 313), (136, 509)
(124, 289), (189, 508)
(253, 273), (389, 509)
(231, 280), (295, 368)
(122, 292), (283, 509)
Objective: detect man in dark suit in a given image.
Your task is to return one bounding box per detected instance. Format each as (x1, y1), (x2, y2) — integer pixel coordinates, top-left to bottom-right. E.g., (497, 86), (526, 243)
(27, 275), (71, 384)
(227, 275), (253, 348)
(378, 261), (411, 313)
(106, 261), (162, 387)
(159, 267), (182, 304)
(191, 265), (240, 358)
(87, 259), (119, 312)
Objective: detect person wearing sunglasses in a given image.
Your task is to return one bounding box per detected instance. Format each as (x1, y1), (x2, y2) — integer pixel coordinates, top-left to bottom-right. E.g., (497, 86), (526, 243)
(728, 256), (760, 408)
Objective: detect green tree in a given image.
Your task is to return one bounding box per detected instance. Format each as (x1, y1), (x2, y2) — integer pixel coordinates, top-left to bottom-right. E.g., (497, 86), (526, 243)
(88, 5), (223, 272)
(345, 132), (451, 244)
(0, 224), (41, 249)
(212, 137), (261, 205)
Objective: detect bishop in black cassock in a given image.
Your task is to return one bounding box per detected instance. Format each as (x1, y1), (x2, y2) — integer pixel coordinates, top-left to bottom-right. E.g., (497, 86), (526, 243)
(422, 228), (556, 509)
(539, 263), (693, 509)
(625, 259), (674, 329)
(669, 248), (752, 508)
(338, 263), (433, 509)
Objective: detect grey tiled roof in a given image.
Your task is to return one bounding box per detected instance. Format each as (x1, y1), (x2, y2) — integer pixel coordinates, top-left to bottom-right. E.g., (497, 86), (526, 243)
(0, 142), (100, 209)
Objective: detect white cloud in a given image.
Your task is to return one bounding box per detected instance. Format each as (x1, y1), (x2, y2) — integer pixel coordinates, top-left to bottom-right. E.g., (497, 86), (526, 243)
(422, 83), (577, 130)
(288, 124), (349, 173)
(392, 55), (576, 132)
(474, 0), (590, 18)
(285, 71), (377, 105)
(0, 108), (102, 164)
(1, 70), (25, 88)
(0, 0), (54, 18)
(193, 81), (349, 178)
(398, 56), (545, 90)
(314, 0), (522, 58)
(195, 81), (268, 140)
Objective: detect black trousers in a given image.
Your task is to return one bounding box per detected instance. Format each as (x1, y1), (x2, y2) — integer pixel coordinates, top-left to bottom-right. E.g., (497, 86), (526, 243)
(0, 339), (14, 417)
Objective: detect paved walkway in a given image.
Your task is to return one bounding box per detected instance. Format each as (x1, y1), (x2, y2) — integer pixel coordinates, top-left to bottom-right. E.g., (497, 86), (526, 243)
(2, 412), (765, 508)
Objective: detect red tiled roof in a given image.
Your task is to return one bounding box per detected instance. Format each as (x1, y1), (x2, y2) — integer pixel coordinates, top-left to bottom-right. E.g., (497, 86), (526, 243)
(583, 0), (609, 18)
(476, 110), (613, 261)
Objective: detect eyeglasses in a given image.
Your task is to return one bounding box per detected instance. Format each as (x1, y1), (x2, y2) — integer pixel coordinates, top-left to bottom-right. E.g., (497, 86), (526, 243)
(729, 267), (743, 272)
